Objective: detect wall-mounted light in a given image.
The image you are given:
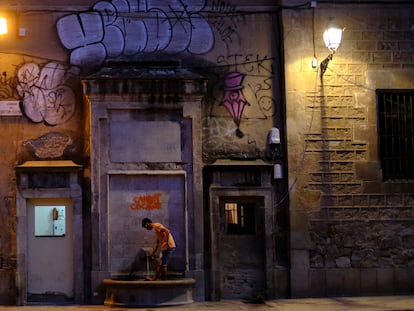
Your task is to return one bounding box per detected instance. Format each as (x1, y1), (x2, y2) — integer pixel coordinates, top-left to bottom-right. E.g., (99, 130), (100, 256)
(0, 16), (7, 35)
(320, 18), (343, 76)
(323, 18), (342, 53)
(268, 127), (280, 145)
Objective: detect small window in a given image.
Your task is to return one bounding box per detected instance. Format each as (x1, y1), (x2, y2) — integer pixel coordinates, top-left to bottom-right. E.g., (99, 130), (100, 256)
(223, 202), (255, 234)
(377, 90), (414, 181)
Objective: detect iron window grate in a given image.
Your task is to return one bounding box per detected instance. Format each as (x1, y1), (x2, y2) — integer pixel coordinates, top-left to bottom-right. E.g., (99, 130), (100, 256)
(377, 90), (414, 181)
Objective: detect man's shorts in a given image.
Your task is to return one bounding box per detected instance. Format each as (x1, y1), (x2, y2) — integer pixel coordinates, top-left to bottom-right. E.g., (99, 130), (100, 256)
(161, 247), (175, 266)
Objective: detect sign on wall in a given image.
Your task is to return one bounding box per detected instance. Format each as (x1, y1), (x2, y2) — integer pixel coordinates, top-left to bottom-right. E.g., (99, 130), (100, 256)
(0, 101), (22, 116)
(110, 121), (182, 163)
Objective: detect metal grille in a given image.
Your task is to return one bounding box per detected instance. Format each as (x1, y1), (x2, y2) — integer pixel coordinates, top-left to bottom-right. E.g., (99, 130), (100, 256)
(377, 90), (414, 181)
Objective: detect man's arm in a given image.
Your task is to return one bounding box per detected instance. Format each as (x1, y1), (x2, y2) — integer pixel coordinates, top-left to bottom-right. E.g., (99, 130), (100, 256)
(149, 239), (160, 257)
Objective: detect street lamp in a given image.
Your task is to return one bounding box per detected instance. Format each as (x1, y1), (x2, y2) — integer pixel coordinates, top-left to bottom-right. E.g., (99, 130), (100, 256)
(320, 18), (343, 75)
(0, 16), (7, 35)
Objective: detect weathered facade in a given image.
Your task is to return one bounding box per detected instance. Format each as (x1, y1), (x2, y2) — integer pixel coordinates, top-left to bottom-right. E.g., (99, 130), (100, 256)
(282, 0), (414, 297)
(0, 0), (413, 305)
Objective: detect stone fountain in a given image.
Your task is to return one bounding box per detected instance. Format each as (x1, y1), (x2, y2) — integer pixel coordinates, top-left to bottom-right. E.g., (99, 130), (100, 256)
(103, 247), (195, 307)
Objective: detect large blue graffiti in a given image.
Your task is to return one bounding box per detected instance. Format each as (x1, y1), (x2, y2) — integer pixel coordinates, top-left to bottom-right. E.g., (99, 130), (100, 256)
(57, 0), (214, 72)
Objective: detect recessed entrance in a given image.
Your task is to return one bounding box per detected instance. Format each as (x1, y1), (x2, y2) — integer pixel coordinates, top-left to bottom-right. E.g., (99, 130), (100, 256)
(15, 160), (83, 305)
(27, 198), (73, 303)
(207, 159), (275, 300)
(219, 197), (266, 299)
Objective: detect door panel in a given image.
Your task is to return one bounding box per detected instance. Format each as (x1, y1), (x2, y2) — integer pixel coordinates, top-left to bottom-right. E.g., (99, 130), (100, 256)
(27, 198), (74, 302)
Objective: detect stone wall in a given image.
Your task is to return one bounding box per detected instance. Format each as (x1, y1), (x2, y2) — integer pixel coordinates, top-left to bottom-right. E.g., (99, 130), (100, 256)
(283, 3), (414, 297)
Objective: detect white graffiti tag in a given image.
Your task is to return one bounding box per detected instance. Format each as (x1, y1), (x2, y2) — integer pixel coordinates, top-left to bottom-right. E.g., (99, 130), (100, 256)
(57, 0), (214, 72)
(16, 62), (76, 125)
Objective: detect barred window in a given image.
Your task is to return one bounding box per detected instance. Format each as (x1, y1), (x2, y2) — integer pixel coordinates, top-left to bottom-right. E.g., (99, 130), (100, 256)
(222, 201), (256, 235)
(377, 90), (414, 181)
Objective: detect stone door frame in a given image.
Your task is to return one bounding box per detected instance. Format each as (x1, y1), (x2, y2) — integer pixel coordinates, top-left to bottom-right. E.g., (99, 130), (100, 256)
(15, 161), (83, 305)
(209, 186), (275, 300)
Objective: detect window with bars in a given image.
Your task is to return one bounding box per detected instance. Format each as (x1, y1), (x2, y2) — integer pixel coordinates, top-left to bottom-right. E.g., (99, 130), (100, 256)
(377, 90), (414, 181)
(223, 202), (256, 234)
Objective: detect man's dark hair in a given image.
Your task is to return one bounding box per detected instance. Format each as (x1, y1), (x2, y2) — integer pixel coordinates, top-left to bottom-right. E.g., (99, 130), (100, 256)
(142, 218), (152, 228)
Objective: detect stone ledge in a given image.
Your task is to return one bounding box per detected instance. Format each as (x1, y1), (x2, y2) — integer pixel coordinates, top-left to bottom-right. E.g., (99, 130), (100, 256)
(103, 278), (196, 307)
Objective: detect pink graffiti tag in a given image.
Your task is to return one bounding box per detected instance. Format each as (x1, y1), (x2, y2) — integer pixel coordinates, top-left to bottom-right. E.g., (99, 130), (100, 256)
(130, 193), (162, 210)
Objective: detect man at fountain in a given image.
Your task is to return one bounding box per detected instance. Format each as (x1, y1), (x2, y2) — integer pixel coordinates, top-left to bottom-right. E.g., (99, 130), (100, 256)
(142, 218), (176, 281)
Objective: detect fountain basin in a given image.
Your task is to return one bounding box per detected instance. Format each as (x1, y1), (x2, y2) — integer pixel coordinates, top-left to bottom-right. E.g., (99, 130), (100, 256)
(103, 278), (196, 307)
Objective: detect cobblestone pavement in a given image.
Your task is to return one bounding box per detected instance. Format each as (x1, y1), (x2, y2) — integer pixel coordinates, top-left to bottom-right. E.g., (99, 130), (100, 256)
(0, 296), (414, 311)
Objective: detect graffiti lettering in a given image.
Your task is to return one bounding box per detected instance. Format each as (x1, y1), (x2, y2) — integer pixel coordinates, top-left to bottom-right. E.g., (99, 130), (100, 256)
(208, 0), (241, 50)
(16, 62), (76, 125)
(254, 55), (274, 75)
(217, 54), (274, 75)
(130, 193), (162, 211)
(57, 0), (214, 72)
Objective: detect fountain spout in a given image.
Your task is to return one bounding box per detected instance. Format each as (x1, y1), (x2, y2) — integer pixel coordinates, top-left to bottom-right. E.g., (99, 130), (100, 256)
(140, 247), (153, 278)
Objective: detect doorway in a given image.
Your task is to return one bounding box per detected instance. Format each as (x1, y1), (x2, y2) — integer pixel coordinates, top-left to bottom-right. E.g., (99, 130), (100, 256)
(208, 171), (275, 300)
(15, 160), (84, 305)
(26, 198), (74, 303)
(219, 197), (265, 299)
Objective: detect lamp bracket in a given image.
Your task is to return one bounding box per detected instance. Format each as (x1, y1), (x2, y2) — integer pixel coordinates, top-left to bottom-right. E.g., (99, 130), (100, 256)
(320, 53), (334, 76)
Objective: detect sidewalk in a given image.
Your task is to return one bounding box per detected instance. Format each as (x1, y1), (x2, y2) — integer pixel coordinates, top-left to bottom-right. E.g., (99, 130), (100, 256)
(0, 296), (413, 311)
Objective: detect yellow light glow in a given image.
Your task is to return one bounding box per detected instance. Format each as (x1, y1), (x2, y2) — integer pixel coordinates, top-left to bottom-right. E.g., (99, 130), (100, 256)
(323, 18), (343, 53)
(0, 17), (7, 35)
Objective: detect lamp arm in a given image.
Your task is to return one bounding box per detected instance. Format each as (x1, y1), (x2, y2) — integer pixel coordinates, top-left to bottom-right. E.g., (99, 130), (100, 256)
(320, 52), (334, 76)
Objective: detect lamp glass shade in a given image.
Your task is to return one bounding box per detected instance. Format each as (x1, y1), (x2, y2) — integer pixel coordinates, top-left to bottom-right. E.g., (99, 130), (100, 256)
(323, 22), (342, 52)
(0, 17), (7, 35)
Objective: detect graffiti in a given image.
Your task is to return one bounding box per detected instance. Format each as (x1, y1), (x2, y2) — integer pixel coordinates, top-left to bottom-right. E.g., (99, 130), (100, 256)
(257, 95), (274, 117)
(200, 51), (278, 146)
(221, 71), (249, 137)
(208, 0), (242, 53)
(25, 132), (72, 159)
(216, 53), (276, 118)
(57, 0), (214, 72)
(0, 72), (17, 99)
(202, 117), (242, 151)
(130, 193), (162, 210)
(16, 62), (76, 125)
(217, 53), (274, 75)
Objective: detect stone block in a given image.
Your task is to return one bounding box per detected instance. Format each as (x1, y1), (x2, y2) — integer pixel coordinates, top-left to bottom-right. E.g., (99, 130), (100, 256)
(394, 268), (414, 293)
(326, 269), (344, 296)
(343, 269), (361, 296)
(362, 181), (382, 193)
(290, 269), (309, 298)
(360, 269), (377, 294)
(386, 194), (404, 206)
(274, 268), (290, 298)
(309, 269), (326, 297)
(290, 209), (311, 232)
(103, 278), (195, 307)
(0, 271), (15, 305)
(291, 250), (310, 268)
(376, 268), (394, 293)
(355, 161), (380, 181)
